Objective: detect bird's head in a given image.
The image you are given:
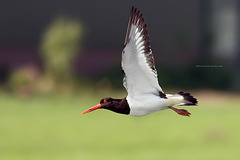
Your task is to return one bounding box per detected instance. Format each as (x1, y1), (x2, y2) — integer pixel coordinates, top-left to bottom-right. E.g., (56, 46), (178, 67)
(81, 97), (130, 115)
(81, 97), (116, 115)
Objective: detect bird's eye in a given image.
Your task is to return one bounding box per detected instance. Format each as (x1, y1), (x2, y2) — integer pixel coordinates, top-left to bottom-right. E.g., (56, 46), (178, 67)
(103, 100), (107, 103)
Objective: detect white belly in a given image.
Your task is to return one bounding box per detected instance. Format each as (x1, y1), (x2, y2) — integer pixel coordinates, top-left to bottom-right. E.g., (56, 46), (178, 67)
(126, 95), (170, 117)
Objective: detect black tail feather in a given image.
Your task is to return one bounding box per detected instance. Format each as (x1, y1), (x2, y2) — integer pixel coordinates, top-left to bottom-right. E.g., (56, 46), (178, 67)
(178, 91), (198, 106)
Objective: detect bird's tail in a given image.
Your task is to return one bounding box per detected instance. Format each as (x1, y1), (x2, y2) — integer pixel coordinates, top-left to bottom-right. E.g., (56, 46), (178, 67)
(166, 91), (198, 106)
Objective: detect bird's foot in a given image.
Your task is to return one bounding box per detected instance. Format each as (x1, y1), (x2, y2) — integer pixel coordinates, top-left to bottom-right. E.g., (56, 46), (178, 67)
(169, 106), (191, 117)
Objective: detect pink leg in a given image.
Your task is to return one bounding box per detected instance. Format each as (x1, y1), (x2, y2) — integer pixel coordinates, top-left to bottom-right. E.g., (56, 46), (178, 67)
(169, 106), (191, 117)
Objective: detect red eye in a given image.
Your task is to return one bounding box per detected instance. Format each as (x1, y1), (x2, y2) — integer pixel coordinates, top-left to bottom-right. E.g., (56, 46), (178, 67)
(103, 100), (107, 103)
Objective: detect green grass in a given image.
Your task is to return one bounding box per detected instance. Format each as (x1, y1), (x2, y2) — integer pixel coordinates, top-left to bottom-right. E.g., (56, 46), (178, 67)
(0, 93), (240, 160)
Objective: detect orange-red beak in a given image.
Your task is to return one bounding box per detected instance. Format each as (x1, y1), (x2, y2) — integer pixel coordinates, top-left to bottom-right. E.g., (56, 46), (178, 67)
(81, 104), (101, 115)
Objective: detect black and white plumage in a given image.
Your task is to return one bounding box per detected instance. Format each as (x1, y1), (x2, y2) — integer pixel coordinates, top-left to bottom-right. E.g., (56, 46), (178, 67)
(122, 7), (162, 97)
(82, 7), (198, 117)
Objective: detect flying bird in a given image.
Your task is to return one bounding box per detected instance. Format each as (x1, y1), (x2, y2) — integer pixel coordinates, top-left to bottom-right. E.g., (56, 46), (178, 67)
(81, 7), (198, 117)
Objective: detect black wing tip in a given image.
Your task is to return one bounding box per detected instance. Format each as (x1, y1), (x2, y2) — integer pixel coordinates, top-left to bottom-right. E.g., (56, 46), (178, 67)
(124, 6), (156, 74)
(131, 7), (144, 28)
(178, 91), (198, 106)
(124, 6), (146, 46)
(129, 7), (151, 51)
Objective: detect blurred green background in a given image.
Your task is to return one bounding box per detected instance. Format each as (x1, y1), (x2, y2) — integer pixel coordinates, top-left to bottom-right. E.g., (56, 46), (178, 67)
(0, 93), (240, 160)
(0, 0), (240, 160)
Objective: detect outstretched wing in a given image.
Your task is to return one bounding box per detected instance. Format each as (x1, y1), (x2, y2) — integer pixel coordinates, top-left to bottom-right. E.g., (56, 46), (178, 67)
(121, 7), (164, 98)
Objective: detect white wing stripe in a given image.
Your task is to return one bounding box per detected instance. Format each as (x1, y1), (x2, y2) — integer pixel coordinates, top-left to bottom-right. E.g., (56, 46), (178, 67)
(121, 7), (164, 98)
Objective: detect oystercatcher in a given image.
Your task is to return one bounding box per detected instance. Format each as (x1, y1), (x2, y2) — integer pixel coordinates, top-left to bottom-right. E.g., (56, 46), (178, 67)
(82, 7), (198, 117)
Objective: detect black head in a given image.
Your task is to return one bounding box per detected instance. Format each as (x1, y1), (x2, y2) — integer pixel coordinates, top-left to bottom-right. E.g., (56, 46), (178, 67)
(99, 97), (115, 108)
(81, 97), (130, 115)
